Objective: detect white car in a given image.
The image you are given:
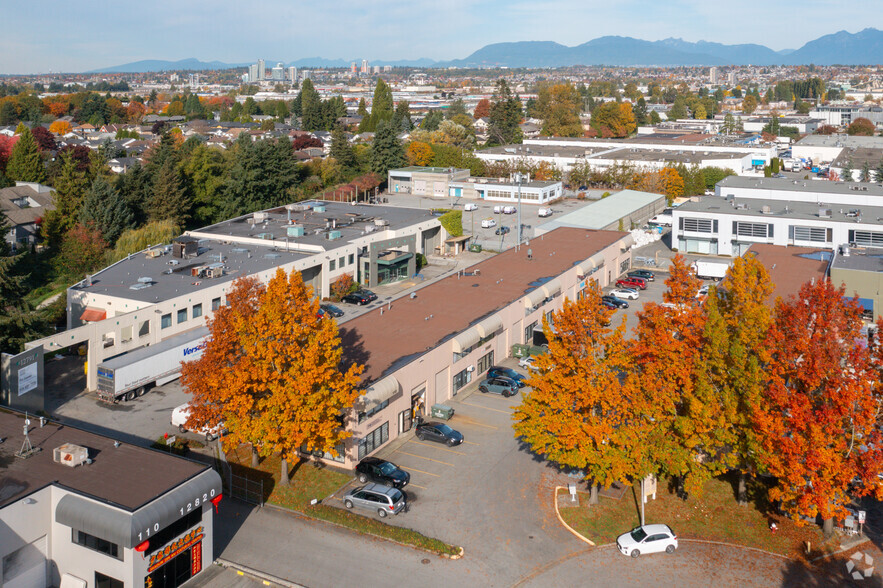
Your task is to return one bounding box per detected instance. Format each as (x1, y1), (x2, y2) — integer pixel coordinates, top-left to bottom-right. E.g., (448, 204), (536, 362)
(464, 203), (478, 211)
(481, 218), (497, 228)
(616, 524), (678, 558)
(502, 206), (517, 214)
(171, 403), (225, 442)
(518, 356), (537, 370)
(609, 288), (639, 300)
(538, 208), (552, 217)
(696, 285), (710, 298)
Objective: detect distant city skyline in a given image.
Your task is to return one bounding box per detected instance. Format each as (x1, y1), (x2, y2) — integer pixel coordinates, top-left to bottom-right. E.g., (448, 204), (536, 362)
(0, 1), (871, 74)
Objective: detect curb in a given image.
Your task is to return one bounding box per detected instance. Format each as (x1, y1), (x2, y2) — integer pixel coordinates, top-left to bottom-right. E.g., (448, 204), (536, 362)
(678, 538), (794, 560)
(809, 536), (872, 563)
(553, 486), (595, 546)
(215, 558), (305, 587)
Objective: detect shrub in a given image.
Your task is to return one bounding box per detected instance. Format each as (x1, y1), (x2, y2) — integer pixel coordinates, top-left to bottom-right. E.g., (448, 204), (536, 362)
(330, 273), (357, 301)
(438, 210), (463, 237)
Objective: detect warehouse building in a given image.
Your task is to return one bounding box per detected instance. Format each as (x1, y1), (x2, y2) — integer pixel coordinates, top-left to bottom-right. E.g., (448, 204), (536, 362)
(535, 189), (666, 235)
(387, 167), (563, 205)
(0, 408), (222, 588)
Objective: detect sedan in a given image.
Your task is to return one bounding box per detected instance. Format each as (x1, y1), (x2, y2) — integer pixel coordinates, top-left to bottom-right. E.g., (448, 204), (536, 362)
(487, 366), (527, 387)
(495, 226), (511, 235)
(616, 524), (678, 558)
(481, 218), (497, 228)
(478, 376), (519, 397)
(628, 269), (655, 282)
(355, 457), (410, 489)
(342, 290), (377, 305)
(601, 295), (629, 309)
(415, 422), (464, 446)
(320, 303), (344, 317)
(609, 288), (639, 300)
(518, 356), (537, 370)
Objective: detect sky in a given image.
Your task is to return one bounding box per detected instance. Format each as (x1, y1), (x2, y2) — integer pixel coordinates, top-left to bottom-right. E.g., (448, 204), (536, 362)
(0, 0), (870, 74)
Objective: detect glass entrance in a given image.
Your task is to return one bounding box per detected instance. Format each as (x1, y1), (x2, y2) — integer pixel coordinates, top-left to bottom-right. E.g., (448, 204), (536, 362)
(145, 546), (195, 588)
(476, 350), (494, 375)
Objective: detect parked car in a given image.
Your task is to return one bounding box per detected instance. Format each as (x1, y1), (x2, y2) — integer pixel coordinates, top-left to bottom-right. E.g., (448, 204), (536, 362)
(601, 299), (619, 310)
(481, 218), (497, 228)
(628, 269), (655, 282)
(463, 202), (478, 211)
(487, 366), (527, 387)
(502, 205), (517, 214)
(615, 276), (647, 290)
(342, 290), (377, 305)
(478, 376), (519, 397)
(171, 403), (225, 443)
(355, 457), (410, 488)
(342, 483), (407, 518)
(616, 524), (678, 558)
(320, 303), (344, 317)
(415, 421), (464, 446)
(495, 226), (510, 235)
(696, 285), (710, 299)
(538, 208), (553, 217)
(602, 295), (629, 309)
(518, 356), (537, 370)
(609, 288), (639, 300)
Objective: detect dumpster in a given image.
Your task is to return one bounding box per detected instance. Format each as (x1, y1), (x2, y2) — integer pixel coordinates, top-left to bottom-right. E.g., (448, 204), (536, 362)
(431, 404), (455, 420)
(469, 243), (482, 253)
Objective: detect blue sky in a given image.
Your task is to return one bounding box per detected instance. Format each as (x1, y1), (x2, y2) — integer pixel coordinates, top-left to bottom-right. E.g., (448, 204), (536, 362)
(0, 0), (867, 74)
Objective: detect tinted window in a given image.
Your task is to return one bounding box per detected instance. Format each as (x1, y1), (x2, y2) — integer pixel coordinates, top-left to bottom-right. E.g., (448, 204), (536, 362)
(379, 462), (397, 475)
(436, 424), (453, 434)
(389, 489), (403, 502)
(630, 527), (648, 542)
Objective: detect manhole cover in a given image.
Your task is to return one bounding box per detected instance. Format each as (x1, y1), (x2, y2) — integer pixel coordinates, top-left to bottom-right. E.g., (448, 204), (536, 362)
(529, 535), (534, 539)
(421, 558), (431, 565)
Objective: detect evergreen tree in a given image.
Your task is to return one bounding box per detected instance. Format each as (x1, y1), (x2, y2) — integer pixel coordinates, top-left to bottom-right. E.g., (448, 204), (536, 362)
(299, 79), (323, 131)
(0, 250), (42, 354)
(876, 159), (883, 183)
(330, 126), (357, 172)
(148, 158), (190, 226)
(80, 177), (135, 245)
(393, 100), (412, 131)
(420, 110), (443, 131)
(860, 161), (871, 182)
(357, 98), (368, 117)
(446, 98), (467, 120)
(360, 79), (394, 133)
(370, 119), (405, 176)
(116, 162), (152, 224)
(224, 136), (301, 217)
(275, 100), (290, 123)
(42, 150), (91, 250)
(5, 127), (45, 183)
(488, 79), (522, 146)
(0, 169), (13, 189)
(841, 158), (854, 182)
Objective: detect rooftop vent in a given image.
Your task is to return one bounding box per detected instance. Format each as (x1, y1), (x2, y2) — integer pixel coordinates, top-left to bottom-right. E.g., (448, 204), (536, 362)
(146, 249), (163, 259)
(374, 218), (389, 227)
(231, 248), (249, 254)
(254, 211), (268, 222)
(761, 205), (772, 214)
(819, 208), (832, 218)
(327, 230), (342, 241)
(53, 443), (90, 467)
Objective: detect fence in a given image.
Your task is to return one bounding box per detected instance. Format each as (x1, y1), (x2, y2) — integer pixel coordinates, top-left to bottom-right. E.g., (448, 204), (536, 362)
(228, 473), (264, 506)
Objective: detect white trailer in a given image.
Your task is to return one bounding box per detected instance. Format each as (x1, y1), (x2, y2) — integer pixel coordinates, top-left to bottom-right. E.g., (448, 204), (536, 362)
(97, 327), (209, 402)
(691, 261), (729, 281)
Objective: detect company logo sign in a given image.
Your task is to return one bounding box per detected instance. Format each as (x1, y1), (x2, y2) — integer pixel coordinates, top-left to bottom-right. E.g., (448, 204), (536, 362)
(183, 341), (207, 357)
(847, 551), (875, 581)
(147, 526), (204, 572)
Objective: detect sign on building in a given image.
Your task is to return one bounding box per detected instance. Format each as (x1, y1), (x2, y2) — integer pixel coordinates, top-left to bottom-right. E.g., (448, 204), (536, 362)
(1, 345), (45, 412)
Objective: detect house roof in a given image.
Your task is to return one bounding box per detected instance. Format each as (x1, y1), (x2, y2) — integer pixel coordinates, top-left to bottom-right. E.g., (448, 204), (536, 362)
(0, 184), (54, 226)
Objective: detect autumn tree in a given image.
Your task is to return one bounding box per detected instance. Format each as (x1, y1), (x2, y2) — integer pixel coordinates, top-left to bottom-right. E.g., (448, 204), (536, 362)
(473, 98), (491, 120)
(181, 270), (364, 485)
(660, 167), (685, 202)
(590, 101), (636, 138)
(406, 141), (434, 167)
(741, 95), (758, 115)
(847, 117), (875, 136)
(536, 83), (583, 137)
(514, 284), (651, 503)
(49, 120), (72, 135)
(31, 126), (58, 152)
(753, 280), (883, 536)
(54, 223), (108, 281)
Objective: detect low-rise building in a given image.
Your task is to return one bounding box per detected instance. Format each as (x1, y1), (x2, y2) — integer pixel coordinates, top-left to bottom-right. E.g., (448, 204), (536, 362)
(536, 189), (666, 234)
(0, 408), (222, 588)
(0, 182), (54, 250)
(388, 167), (563, 205)
(715, 175), (883, 207)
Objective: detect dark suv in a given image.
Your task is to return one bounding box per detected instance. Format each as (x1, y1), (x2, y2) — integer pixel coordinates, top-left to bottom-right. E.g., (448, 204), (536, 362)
(342, 290), (378, 305)
(602, 295), (629, 309)
(487, 366), (527, 387)
(628, 269), (655, 282)
(355, 457), (410, 488)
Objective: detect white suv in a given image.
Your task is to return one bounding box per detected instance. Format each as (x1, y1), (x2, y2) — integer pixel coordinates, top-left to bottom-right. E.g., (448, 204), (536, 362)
(481, 218), (496, 228)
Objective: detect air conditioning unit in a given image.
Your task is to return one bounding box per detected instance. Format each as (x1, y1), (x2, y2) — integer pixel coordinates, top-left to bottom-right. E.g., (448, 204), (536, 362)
(53, 444), (90, 467)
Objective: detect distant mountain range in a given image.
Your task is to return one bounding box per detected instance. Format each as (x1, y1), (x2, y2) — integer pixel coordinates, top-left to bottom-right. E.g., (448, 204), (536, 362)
(89, 28), (883, 73)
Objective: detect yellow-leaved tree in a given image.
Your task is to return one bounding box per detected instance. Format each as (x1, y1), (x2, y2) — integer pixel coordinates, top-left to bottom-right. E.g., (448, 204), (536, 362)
(181, 269), (364, 485)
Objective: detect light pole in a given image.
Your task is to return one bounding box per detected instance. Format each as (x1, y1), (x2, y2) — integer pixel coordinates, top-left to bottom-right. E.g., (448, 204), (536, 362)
(514, 172), (525, 251)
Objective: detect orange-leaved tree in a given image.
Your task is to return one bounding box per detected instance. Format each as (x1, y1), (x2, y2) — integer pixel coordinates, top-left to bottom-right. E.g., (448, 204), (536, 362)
(513, 284), (650, 503)
(753, 279), (883, 535)
(181, 269), (364, 485)
(630, 255), (715, 496)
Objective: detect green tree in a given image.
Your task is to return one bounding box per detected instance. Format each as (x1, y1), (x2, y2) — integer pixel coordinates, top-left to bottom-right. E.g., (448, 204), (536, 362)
(275, 100), (290, 123)
(488, 79), (523, 146)
(860, 161), (872, 182)
(0, 245), (43, 354)
(224, 135), (301, 216)
(356, 98), (368, 117)
(181, 144), (231, 226)
(299, 79), (323, 131)
(330, 126), (357, 172)
(5, 127), (44, 183)
(79, 177), (135, 245)
(841, 158), (854, 182)
(148, 158), (190, 225)
(42, 150), (92, 250)
(393, 100), (412, 131)
(668, 97), (688, 120)
(536, 83), (583, 137)
(369, 119), (405, 176)
(875, 159), (883, 182)
(109, 220), (178, 262)
(420, 110), (443, 131)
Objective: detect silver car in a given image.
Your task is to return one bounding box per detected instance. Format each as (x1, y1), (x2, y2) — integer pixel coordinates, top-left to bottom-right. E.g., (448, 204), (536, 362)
(342, 483), (407, 518)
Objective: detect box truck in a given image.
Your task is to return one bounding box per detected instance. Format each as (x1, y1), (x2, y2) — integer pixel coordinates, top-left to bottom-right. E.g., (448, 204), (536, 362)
(97, 327), (209, 402)
(691, 261), (729, 281)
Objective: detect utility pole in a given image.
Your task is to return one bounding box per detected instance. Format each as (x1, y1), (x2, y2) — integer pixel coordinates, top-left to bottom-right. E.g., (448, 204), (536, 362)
(514, 172), (524, 252)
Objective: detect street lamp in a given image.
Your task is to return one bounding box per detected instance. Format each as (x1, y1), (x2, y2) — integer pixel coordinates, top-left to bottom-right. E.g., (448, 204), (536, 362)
(513, 172), (525, 251)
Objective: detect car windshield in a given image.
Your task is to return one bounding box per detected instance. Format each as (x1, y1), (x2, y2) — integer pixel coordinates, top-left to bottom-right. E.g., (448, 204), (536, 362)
(379, 462), (398, 475)
(630, 527), (648, 542)
(436, 424), (453, 434)
(390, 489), (403, 502)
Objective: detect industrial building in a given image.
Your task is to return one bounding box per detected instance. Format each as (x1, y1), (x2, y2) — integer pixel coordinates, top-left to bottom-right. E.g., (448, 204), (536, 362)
(792, 134), (883, 166)
(535, 190), (666, 235)
(0, 408), (222, 588)
(715, 175), (883, 206)
(388, 167), (563, 205)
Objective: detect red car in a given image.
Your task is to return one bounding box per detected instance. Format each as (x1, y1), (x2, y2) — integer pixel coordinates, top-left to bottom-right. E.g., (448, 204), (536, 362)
(616, 276), (647, 290)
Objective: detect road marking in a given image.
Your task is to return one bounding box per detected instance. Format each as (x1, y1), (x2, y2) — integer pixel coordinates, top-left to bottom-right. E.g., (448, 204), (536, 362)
(407, 483), (427, 490)
(396, 451), (454, 467)
(462, 440), (480, 446)
(461, 401), (513, 415)
(452, 416), (498, 429)
(401, 466), (440, 477)
(410, 441), (466, 455)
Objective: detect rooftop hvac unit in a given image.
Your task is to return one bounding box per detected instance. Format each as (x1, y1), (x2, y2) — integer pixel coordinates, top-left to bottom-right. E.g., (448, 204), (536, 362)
(819, 208), (832, 218)
(312, 204), (326, 213)
(254, 211), (268, 222)
(54, 443), (90, 467)
(146, 249), (162, 258)
(327, 230), (342, 240)
(287, 225), (305, 237)
(374, 218), (390, 227)
(761, 205), (772, 214)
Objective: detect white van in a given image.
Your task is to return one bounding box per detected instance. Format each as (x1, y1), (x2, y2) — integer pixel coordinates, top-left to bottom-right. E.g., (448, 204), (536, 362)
(464, 202), (478, 211)
(538, 208), (552, 217)
(502, 206), (517, 214)
(493, 205), (503, 214)
(171, 403), (225, 442)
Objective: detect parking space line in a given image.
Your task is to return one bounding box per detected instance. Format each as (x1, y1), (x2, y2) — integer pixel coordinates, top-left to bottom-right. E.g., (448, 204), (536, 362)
(396, 451), (454, 467)
(400, 466), (440, 477)
(460, 401), (514, 415)
(409, 441), (466, 455)
(462, 440), (480, 446)
(452, 416), (498, 429)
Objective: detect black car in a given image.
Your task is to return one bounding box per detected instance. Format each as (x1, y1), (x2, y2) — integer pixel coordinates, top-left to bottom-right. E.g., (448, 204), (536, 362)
(602, 295), (629, 309)
(320, 303), (345, 317)
(628, 269), (655, 282)
(487, 366), (527, 387)
(495, 226), (511, 235)
(342, 290), (377, 305)
(415, 422), (464, 446)
(601, 299), (619, 310)
(355, 457), (410, 489)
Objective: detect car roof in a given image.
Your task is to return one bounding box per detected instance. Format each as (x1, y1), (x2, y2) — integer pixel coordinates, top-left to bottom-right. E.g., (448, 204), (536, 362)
(360, 456), (383, 465)
(362, 482), (400, 495)
(641, 523), (673, 534)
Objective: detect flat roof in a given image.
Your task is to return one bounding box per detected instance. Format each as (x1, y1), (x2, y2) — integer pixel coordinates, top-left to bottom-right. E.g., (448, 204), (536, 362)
(0, 408), (208, 510)
(342, 227), (625, 382)
(479, 145), (594, 158)
(676, 195), (883, 224)
(455, 177), (560, 189)
(747, 244), (830, 305)
(718, 176), (883, 197)
(599, 148), (748, 164)
(831, 249), (883, 272)
(392, 166), (469, 174)
(797, 135), (883, 149)
(831, 147), (883, 169)
(542, 190), (665, 231)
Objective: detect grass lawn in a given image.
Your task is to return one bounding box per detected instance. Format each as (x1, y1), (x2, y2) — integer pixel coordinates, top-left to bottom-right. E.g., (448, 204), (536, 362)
(559, 474), (833, 561)
(225, 445), (460, 556)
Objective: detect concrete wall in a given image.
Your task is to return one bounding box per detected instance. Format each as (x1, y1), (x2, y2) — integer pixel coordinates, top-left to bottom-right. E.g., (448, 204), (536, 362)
(831, 266), (883, 322)
(0, 487), (52, 586)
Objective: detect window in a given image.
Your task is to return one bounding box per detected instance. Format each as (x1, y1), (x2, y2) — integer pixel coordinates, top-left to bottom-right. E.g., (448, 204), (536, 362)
(339, 256), (345, 268)
(144, 508), (202, 555)
(72, 530), (121, 560)
(212, 297), (221, 311)
(95, 573), (123, 588)
(330, 259), (336, 271)
(680, 217), (716, 233)
(348, 254), (354, 265)
(452, 368), (473, 394)
(358, 422), (389, 459)
(161, 313), (172, 329)
(177, 308), (187, 323)
(301, 441), (345, 463)
(358, 399), (389, 423)
(192, 303), (203, 318)
(619, 258), (630, 273)
(850, 230), (883, 247)
(790, 226), (831, 243)
(524, 320), (538, 344)
(733, 221), (772, 238)
(138, 320), (150, 337)
(452, 333), (495, 362)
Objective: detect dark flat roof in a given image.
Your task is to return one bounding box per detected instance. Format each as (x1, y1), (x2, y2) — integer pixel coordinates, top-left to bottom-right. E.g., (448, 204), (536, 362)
(342, 227), (625, 382)
(0, 409), (208, 511)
